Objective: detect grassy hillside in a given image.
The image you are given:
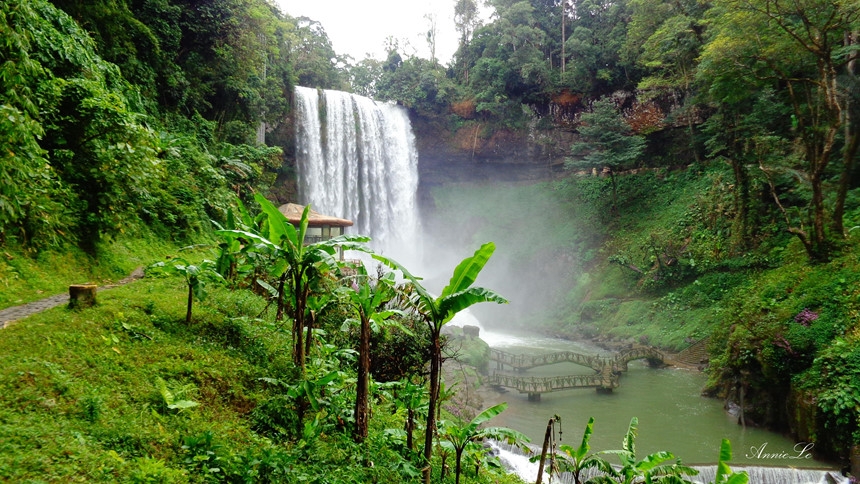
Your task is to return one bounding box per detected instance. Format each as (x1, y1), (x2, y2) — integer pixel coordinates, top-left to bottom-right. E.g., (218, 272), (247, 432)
(0, 240), (524, 483)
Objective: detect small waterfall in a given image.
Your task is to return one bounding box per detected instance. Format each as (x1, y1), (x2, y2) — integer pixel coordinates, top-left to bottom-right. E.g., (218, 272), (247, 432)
(294, 86), (420, 260)
(489, 441), (848, 484)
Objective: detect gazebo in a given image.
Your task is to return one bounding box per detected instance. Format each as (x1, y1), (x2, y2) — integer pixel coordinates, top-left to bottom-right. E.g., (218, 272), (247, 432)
(277, 203), (354, 258)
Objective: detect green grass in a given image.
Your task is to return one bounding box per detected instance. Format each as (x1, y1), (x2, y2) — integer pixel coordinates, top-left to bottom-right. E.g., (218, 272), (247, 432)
(0, 271), (527, 483)
(0, 278), (272, 481)
(0, 231), (184, 309)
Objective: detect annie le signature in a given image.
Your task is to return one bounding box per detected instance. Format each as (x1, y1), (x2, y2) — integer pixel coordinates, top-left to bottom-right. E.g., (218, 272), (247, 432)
(746, 442), (814, 460)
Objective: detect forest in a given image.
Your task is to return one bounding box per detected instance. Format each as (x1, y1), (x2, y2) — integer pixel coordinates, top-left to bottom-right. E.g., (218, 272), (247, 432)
(1, 0), (859, 482)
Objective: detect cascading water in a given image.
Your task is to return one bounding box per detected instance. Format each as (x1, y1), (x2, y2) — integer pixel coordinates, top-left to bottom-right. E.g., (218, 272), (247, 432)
(488, 441), (849, 484)
(294, 86), (421, 261)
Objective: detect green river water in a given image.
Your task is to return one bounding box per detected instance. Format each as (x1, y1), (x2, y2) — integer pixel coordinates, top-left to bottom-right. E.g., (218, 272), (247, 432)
(471, 327), (836, 468)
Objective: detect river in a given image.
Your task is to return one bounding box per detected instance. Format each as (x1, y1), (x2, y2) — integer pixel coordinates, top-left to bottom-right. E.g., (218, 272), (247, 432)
(464, 323), (839, 471)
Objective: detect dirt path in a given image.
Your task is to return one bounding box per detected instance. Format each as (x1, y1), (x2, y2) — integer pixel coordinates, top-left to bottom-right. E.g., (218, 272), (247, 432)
(0, 267), (145, 329)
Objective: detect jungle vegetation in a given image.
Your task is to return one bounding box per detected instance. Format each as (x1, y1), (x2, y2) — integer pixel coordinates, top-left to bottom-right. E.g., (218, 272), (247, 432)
(1, 0), (859, 478)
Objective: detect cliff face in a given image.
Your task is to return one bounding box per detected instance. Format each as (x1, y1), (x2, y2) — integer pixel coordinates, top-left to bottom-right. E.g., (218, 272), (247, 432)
(411, 115), (578, 188)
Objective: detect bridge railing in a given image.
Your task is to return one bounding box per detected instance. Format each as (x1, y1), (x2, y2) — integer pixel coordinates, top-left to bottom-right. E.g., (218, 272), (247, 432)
(489, 348), (611, 371)
(486, 372), (618, 393)
(490, 346), (666, 372)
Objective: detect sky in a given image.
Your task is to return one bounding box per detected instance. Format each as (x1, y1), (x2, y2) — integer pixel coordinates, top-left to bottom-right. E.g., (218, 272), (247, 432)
(276, 0), (466, 64)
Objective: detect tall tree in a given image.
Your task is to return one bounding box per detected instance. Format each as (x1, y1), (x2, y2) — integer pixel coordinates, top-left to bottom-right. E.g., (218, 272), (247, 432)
(568, 97), (646, 213)
(699, 0), (860, 261)
(453, 0), (481, 82)
(563, 0), (634, 95)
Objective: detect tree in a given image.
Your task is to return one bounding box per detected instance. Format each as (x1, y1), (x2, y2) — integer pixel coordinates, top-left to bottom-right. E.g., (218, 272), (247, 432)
(374, 243), (507, 484)
(568, 97), (646, 213)
(700, 88), (792, 251)
(339, 264), (402, 442)
(453, 0), (481, 82)
(0, 0), (69, 249)
(562, 0), (633, 95)
(624, 0), (707, 161)
(438, 402), (528, 484)
(698, 0), (860, 261)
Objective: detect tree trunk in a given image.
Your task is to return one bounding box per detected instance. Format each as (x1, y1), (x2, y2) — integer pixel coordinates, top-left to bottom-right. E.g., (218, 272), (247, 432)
(354, 313), (370, 442)
(730, 158), (751, 250)
(423, 329), (442, 484)
(275, 273), (286, 321)
(185, 284), (193, 324)
(832, 112), (859, 237)
(406, 407), (415, 451)
(293, 271), (308, 373)
(69, 284), (97, 310)
(455, 448), (464, 484)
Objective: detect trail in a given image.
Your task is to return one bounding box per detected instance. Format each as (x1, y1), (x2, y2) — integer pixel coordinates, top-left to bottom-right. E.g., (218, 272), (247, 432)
(0, 267), (145, 329)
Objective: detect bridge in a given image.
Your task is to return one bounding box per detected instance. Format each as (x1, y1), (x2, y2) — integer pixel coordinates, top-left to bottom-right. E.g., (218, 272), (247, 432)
(489, 346), (665, 373)
(486, 346), (666, 400)
(486, 368), (618, 401)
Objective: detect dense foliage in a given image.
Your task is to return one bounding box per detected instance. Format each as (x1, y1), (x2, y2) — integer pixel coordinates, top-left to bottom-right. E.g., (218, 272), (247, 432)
(331, 0), (860, 463)
(1, 0), (345, 253)
(2, 0), (860, 473)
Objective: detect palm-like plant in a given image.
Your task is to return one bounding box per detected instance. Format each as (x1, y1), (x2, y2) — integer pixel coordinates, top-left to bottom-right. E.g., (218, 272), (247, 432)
(216, 194), (369, 373)
(147, 257), (223, 324)
(374, 242), (508, 484)
(604, 417), (698, 484)
(713, 439), (749, 484)
(339, 264), (403, 442)
(546, 417), (617, 484)
(438, 402), (528, 484)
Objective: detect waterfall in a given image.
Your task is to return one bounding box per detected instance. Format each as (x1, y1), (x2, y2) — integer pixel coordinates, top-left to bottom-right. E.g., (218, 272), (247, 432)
(294, 86), (421, 260)
(488, 441), (848, 484)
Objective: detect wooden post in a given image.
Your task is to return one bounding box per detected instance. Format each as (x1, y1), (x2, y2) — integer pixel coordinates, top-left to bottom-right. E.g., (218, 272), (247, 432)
(851, 444), (860, 480)
(535, 417), (554, 484)
(69, 284), (97, 309)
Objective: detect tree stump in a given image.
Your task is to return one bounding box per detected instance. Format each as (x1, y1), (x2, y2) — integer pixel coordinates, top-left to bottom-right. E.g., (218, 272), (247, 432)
(69, 284), (97, 309)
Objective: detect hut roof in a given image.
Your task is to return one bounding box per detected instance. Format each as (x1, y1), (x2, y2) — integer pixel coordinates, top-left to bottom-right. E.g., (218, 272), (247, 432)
(277, 203), (354, 227)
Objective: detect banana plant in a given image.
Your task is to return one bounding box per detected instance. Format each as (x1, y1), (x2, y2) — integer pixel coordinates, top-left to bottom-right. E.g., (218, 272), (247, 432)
(438, 402), (528, 484)
(537, 417), (617, 484)
(216, 194), (370, 373)
(379, 378), (429, 453)
(373, 242), (508, 484)
(147, 257), (223, 324)
(603, 417), (699, 484)
(338, 263), (405, 442)
(713, 439), (749, 484)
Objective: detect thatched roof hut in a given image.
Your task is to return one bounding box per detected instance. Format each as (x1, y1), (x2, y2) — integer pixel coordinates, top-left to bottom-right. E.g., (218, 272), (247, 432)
(277, 203), (353, 228)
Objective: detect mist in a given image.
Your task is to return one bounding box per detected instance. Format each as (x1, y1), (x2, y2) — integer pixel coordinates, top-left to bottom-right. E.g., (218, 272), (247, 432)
(418, 181), (584, 333)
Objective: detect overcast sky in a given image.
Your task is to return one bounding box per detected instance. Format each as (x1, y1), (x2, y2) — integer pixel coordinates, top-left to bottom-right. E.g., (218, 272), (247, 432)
(276, 0), (465, 63)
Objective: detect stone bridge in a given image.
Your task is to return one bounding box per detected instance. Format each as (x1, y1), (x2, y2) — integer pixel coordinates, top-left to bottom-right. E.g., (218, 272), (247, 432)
(489, 346), (665, 373)
(486, 346), (666, 399)
(486, 368), (618, 401)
